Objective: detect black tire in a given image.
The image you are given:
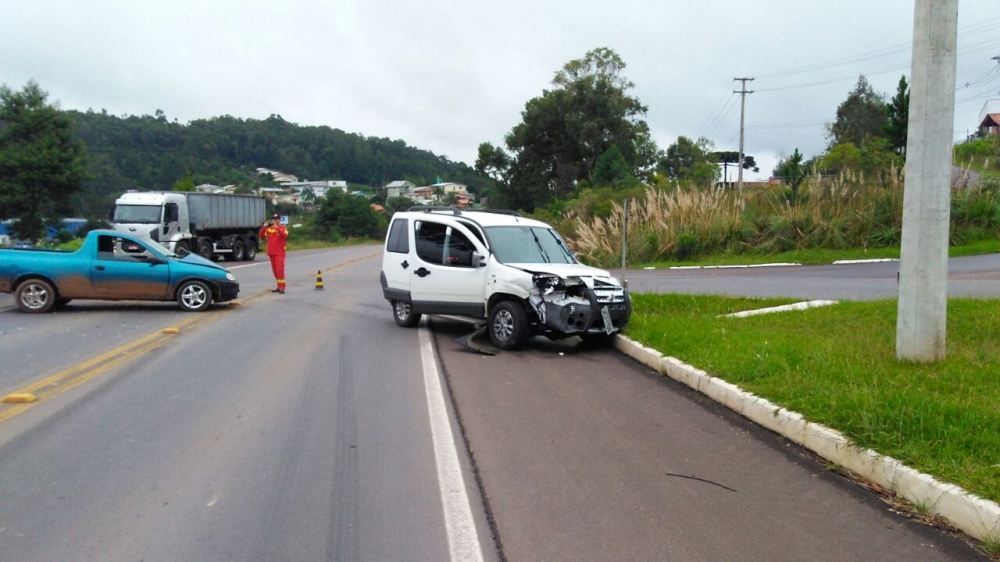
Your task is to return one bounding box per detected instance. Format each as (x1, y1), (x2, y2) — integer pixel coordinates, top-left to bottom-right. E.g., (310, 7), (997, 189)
(245, 238), (257, 261)
(392, 300), (421, 327)
(197, 238), (214, 260)
(232, 239), (247, 261)
(175, 240), (191, 256)
(15, 278), (57, 313)
(177, 280), (213, 312)
(488, 300), (528, 350)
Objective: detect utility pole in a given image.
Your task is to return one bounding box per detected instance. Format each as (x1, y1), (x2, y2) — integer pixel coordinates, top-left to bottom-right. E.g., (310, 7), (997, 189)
(734, 77), (754, 190)
(896, 0), (958, 362)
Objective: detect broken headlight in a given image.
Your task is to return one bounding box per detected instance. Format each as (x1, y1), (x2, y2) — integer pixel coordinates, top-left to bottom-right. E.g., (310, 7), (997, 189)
(532, 273), (565, 295)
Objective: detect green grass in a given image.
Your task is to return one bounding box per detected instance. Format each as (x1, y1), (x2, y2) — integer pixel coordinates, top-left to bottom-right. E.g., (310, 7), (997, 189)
(634, 240), (1000, 268)
(625, 293), (1000, 504)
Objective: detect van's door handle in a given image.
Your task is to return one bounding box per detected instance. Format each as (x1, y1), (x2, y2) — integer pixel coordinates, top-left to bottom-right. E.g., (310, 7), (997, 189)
(95, 265), (106, 271)
(414, 267), (430, 278)
(401, 260), (409, 269)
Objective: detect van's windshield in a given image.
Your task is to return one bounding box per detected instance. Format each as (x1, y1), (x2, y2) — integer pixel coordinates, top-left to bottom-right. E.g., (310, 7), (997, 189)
(484, 226), (577, 264)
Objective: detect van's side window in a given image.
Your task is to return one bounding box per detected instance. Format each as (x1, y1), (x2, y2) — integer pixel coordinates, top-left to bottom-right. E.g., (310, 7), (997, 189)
(386, 218), (409, 253)
(414, 221), (447, 265)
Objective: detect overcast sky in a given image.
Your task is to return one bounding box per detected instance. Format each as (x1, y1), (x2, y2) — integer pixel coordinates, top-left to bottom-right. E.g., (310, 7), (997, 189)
(2, 0), (998, 181)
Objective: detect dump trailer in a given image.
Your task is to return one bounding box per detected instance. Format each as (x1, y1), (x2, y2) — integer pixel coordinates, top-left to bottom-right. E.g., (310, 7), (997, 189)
(110, 191), (266, 261)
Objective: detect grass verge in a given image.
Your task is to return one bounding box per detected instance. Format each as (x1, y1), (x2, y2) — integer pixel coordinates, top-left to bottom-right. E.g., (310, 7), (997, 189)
(625, 293), (1000, 505)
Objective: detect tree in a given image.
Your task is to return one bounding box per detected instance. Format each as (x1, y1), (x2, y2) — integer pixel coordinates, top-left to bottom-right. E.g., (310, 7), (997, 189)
(312, 188), (380, 241)
(659, 136), (719, 187)
(821, 142), (862, 173)
(475, 47), (657, 211)
(828, 75), (888, 148)
(0, 81), (87, 241)
(774, 149), (806, 203)
(592, 144), (632, 185)
(885, 75), (909, 156)
(710, 151), (759, 186)
(172, 170), (195, 191)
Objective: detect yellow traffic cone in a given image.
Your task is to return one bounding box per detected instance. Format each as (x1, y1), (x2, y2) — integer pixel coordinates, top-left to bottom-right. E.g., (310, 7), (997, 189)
(315, 270), (324, 290)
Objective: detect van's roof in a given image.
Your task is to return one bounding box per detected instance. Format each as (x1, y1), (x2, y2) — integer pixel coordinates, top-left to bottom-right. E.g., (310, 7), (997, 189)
(399, 208), (552, 229)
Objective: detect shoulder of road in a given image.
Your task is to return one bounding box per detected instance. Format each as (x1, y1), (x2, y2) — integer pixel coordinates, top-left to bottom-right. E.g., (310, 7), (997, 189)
(612, 320), (999, 547)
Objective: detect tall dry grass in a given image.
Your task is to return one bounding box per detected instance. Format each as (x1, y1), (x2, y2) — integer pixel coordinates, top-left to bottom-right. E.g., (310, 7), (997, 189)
(568, 166), (998, 268)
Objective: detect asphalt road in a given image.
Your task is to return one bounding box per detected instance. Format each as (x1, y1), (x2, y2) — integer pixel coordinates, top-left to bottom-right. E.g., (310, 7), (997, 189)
(0, 249), (993, 560)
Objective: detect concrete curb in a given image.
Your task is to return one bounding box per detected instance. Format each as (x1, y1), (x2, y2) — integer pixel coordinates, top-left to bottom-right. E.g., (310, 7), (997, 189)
(613, 335), (1000, 543)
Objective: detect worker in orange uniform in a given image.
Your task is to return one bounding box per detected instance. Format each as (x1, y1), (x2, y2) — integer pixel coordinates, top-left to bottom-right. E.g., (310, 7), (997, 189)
(259, 213), (289, 293)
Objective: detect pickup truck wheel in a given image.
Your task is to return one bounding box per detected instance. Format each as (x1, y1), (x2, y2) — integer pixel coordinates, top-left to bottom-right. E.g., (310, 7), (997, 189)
(232, 239), (247, 261)
(245, 239), (257, 261)
(15, 279), (56, 313)
(177, 280), (212, 312)
(392, 300), (421, 327)
(489, 300), (528, 350)
(197, 239), (214, 260)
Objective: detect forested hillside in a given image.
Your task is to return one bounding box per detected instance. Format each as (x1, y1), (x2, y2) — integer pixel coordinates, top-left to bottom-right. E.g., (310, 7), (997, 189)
(68, 110), (489, 218)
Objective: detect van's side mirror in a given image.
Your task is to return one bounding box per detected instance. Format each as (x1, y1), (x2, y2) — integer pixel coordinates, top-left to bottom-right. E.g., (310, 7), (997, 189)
(471, 251), (486, 267)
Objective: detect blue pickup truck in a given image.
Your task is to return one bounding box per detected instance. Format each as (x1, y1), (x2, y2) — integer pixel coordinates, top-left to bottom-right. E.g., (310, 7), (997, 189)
(0, 230), (239, 313)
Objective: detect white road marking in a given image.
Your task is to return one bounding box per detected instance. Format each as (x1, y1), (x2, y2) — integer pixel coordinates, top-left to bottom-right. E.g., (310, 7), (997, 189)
(670, 262), (801, 270)
(724, 300), (838, 318)
(832, 258), (899, 264)
(227, 262), (266, 270)
(418, 325), (485, 562)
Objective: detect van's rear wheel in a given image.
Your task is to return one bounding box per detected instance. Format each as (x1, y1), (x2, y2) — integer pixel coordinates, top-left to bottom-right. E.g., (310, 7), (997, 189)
(392, 300), (421, 327)
(489, 300), (528, 350)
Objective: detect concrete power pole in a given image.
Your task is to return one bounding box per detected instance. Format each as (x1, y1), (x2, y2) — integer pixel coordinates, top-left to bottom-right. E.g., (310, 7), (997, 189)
(896, 0), (959, 362)
(734, 78), (754, 190)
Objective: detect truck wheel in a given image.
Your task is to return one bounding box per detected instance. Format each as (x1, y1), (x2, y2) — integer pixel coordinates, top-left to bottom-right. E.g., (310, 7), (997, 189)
(197, 239), (214, 260)
(245, 239), (257, 261)
(488, 300), (528, 350)
(15, 278), (56, 313)
(392, 300), (421, 327)
(177, 280), (212, 312)
(232, 239), (247, 261)
(175, 240), (191, 256)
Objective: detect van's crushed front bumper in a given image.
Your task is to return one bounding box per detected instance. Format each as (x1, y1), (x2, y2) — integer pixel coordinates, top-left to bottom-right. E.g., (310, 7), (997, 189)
(528, 274), (631, 336)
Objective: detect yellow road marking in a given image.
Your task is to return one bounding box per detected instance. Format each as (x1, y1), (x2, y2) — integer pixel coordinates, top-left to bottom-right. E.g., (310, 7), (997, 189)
(0, 252), (380, 425)
(0, 310), (229, 424)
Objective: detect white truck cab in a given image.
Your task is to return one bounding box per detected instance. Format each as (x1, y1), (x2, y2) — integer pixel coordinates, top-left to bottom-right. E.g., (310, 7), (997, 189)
(379, 207), (631, 349)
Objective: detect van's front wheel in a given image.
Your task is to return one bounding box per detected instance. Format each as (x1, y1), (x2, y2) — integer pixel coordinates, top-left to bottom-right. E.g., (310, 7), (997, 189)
(489, 300), (528, 350)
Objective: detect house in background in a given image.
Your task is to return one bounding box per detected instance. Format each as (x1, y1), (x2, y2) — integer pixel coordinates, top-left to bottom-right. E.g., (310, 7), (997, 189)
(977, 100), (1000, 137)
(281, 180), (347, 201)
(385, 180), (416, 198)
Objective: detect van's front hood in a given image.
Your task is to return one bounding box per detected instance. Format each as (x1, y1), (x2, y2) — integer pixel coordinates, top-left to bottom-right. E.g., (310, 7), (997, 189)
(508, 263), (620, 285)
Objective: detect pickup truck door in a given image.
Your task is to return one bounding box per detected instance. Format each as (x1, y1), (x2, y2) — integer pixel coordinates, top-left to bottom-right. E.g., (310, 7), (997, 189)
(90, 235), (171, 299)
(409, 218), (489, 317)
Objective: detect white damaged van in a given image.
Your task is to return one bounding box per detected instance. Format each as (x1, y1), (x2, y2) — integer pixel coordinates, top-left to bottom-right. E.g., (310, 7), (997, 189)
(379, 207), (631, 350)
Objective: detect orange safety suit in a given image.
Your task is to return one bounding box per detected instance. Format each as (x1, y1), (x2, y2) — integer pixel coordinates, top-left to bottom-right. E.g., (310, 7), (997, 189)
(259, 222), (289, 291)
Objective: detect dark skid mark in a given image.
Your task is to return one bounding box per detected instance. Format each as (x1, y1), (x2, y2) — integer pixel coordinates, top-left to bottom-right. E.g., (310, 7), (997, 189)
(665, 472), (737, 493)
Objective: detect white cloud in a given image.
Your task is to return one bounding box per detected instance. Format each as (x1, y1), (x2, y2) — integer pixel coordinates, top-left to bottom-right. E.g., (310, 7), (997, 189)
(1, 0), (996, 175)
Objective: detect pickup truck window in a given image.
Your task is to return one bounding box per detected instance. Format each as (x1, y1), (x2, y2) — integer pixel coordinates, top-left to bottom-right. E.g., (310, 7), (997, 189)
(112, 205), (161, 224)
(96, 235), (159, 263)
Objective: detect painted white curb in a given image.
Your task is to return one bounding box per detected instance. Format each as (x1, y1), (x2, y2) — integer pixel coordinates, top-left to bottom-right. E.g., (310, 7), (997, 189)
(832, 258), (899, 265)
(613, 335), (1000, 543)
(724, 300), (838, 318)
(670, 263), (801, 270)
